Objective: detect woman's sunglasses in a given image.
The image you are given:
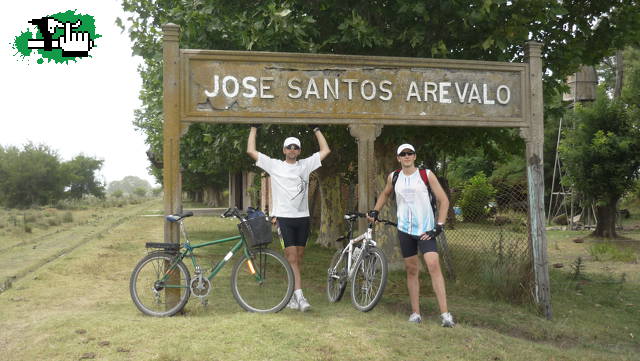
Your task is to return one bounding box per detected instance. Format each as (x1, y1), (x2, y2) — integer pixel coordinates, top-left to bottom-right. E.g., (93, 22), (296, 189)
(398, 151), (415, 157)
(285, 145), (300, 150)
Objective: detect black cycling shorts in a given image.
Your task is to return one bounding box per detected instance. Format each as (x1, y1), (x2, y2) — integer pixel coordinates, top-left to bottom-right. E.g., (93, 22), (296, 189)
(397, 230), (438, 258)
(277, 217), (310, 248)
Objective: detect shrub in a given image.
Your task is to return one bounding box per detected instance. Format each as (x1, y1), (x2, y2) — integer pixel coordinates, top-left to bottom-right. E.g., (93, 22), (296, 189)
(459, 172), (496, 222)
(62, 212), (73, 223)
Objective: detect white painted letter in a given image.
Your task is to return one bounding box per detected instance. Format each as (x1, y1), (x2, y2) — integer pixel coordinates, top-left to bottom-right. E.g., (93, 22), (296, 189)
(406, 81), (421, 101)
(342, 79), (357, 100)
(360, 80), (376, 100)
(455, 82), (469, 103)
(204, 75), (220, 97)
(482, 83), (495, 105)
(424, 82), (438, 102)
(242, 76), (257, 98)
(305, 78), (320, 99)
(324, 78), (339, 100)
(288, 78), (302, 99)
(496, 85), (511, 104)
(379, 80), (392, 101)
(222, 75), (239, 97)
(439, 82), (452, 104)
(467, 83), (481, 103)
(260, 77), (275, 99)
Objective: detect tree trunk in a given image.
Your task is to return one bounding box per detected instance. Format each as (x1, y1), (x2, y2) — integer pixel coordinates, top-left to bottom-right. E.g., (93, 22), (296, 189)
(315, 171), (347, 248)
(592, 197), (618, 238)
(614, 50), (624, 99)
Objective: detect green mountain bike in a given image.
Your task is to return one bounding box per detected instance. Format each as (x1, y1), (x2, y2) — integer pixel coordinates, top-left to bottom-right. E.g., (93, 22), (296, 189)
(129, 207), (294, 317)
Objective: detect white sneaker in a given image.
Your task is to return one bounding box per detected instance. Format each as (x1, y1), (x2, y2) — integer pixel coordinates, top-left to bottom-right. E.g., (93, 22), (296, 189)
(297, 295), (311, 312)
(441, 312), (455, 327)
(286, 296), (299, 309)
(408, 313), (422, 323)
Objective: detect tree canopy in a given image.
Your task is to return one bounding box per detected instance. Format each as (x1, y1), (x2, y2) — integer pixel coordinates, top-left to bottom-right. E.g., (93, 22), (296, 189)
(0, 144), (105, 208)
(120, 0), (640, 190)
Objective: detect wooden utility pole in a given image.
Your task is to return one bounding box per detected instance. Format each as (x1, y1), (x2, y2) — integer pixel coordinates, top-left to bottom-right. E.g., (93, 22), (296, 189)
(524, 41), (552, 319)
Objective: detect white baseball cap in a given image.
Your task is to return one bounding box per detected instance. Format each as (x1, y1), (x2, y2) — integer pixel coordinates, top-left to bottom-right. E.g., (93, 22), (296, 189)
(396, 143), (415, 155)
(283, 137), (301, 148)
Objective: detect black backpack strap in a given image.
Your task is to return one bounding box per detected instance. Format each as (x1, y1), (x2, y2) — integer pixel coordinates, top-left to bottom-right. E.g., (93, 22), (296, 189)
(391, 169), (401, 188)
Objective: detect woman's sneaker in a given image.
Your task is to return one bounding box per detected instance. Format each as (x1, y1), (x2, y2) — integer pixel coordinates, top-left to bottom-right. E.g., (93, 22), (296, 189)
(408, 313), (422, 323)
(286, 296), (299, 310)
(297, 295), (311, 312)
(441, 312), (455, 327)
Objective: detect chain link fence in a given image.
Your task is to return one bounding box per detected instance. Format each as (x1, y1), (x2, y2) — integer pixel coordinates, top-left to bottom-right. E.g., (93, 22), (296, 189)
(439, 181), (534, 303)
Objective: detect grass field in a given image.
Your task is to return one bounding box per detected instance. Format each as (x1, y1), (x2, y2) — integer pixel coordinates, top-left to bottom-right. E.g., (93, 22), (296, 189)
(0, 200), (639, 360)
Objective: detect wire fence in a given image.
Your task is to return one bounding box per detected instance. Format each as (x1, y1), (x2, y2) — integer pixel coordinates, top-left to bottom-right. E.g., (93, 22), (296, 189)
(439, 181), (533, 303)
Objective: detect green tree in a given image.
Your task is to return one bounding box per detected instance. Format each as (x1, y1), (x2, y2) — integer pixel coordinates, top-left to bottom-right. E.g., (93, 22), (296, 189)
(459, 172), (497, 222)
(61, 155), (106, 199)
(559, 89), (640, 238)
(0, 143), (66, 208)
(120, 0), (640, 244)
(107, 176), (152, 196)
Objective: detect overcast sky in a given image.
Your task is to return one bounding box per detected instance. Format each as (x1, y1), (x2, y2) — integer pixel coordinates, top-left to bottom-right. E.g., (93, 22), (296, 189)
(1, 0), (158, 186)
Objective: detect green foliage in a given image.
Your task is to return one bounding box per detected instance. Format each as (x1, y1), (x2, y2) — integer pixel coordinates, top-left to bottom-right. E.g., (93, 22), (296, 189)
(559, 89), (640, 207)
(0, 143), (66, 208)
(132, 187), (147, 197)
(459, 172), (497, 222)
(61, 155), (106, 199)
(107, 176), (152, 196)
(120, 0), (640, 195)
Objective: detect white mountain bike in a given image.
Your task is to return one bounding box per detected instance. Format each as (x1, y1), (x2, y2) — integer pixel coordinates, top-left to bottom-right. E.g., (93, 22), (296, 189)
(326, 212), (396, 312)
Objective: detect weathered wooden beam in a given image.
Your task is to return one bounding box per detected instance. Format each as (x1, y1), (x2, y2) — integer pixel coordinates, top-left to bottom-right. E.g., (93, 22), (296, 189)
(524, 41), (552, 320)
(162, 23), (181, 243)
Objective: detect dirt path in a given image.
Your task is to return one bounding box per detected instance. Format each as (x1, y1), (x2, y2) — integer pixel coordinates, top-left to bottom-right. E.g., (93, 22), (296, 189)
(0, 201), (156, 293)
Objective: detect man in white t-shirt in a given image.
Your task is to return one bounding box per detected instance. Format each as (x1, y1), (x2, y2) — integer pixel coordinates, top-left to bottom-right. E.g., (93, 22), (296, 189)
(247, 124), (331, 312)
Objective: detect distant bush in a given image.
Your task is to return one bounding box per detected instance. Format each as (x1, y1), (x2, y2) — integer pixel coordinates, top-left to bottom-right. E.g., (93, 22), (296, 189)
(62, 212), (73, 223)
(459, 172), (496, 222)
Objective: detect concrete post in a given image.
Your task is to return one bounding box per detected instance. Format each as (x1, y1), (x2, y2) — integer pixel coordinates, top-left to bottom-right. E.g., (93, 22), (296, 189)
(348, 124), (383, 231)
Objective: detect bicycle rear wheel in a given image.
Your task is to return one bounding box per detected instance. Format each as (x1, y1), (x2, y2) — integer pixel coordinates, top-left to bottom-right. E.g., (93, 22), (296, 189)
(350, 247), (388, 312)
(327, 248), (348, 302)
(129, 252), (191, 317)
(231, 248), (294, 313)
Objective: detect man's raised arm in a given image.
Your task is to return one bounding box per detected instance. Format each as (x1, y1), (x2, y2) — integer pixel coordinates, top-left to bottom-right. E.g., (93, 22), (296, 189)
(311, 125), (331, 160)
(246, 125), (259, 161)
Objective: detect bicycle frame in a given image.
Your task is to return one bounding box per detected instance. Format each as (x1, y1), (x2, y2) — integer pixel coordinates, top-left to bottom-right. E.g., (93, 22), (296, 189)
(156, 219), (262, 287)
(334, 225), (377, 278)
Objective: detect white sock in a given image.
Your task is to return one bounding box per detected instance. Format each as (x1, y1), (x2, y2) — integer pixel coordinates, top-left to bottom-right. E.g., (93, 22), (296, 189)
(294, 289), (303, 299)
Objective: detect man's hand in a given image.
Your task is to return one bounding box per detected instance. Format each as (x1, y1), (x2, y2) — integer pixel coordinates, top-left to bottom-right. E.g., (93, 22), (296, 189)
(434, 223), (445, 237)
(309, 124), (320, 132)
(250, 123), (261, 129)
(366, 210), (379, 223)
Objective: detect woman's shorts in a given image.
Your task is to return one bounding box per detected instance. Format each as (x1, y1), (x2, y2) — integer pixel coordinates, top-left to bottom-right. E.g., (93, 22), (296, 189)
(397, 230), (438, 258)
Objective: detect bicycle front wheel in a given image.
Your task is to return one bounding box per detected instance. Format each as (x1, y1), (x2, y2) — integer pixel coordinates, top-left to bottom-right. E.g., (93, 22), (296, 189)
(129, 252), (191, 317)
(327, 248), (348, 302)
(231, 248), (294, 313)
(350, 247), (388, 312)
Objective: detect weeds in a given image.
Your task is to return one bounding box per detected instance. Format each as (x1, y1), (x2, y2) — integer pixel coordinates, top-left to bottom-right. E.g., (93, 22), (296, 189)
(588, 242), (637, 262)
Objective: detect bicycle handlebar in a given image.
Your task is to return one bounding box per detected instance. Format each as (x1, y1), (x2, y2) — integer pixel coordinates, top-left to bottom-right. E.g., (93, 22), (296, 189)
(343, 212), (397, 227)
(221, 207), (244, 220)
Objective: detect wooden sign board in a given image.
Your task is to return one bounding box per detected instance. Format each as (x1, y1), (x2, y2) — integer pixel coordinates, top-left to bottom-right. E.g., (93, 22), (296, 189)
(181, 50), (528, 128)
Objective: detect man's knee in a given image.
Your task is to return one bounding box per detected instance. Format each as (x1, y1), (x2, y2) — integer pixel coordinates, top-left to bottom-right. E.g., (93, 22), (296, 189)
(404, 258), (420, 277)
(424, 253), (441, 273)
